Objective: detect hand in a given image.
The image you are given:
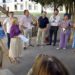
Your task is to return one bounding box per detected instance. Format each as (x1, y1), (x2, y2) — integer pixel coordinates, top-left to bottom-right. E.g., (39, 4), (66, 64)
(44, 28), (47, 31)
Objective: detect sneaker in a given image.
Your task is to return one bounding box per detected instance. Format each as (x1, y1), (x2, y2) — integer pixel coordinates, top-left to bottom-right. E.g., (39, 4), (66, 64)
(29, 44), (34, 47)
(46, 43), (51, 45)
(56, 48), (61, 50)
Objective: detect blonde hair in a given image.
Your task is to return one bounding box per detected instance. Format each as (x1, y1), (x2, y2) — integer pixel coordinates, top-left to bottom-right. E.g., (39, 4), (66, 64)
(12, 17), (18, 25)
(31, 54), (69, 75)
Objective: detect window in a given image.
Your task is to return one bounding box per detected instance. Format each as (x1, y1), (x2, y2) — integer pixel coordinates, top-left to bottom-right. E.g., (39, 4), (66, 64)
(34, 4), (38, 10)
(20, 4), (23, 10)
(29, 4), (32, 10)
(20, 0), (23, 2)
(14, 5), (17, 10)
(14, 0), (17, 2)
(3, 0), (6, 3)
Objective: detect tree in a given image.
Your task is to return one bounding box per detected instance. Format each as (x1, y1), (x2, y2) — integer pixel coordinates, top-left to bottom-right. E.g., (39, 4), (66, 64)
(0, 6), (9, 16)
(32, 0), (75, 21)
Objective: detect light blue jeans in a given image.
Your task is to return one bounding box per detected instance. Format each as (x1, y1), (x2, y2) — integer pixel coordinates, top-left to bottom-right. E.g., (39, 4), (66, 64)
(72, 32), (75, 48)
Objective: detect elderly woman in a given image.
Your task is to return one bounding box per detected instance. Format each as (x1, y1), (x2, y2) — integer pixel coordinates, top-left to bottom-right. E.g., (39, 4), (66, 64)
(57, 13), (72, 50)
(27, 54), (69, 75)
(9, 17), (23, 64)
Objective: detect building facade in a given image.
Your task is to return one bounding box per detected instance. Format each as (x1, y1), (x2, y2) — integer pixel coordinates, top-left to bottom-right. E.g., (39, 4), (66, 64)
(0, 0), (66, 13)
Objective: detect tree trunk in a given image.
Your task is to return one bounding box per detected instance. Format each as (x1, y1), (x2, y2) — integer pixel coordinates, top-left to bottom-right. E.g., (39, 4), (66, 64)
(41, 6), (43, 13)
(54, 1), (57, 9)
(72, 2), (75, 22)
(65, 4), (69, 13)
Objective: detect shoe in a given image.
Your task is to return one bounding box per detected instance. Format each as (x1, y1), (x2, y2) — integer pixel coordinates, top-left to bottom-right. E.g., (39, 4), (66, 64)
(24, 47), (27, 50)
(29, 44), (34, 47)
(53, 44), (56, 46)
(46, 43), (51, 45)
(56, 48), (61, 50)
(63, 48), (66, 50)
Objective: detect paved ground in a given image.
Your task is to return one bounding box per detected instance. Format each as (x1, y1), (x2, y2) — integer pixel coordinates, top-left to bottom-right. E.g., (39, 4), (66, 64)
(2, 43), (75, 75)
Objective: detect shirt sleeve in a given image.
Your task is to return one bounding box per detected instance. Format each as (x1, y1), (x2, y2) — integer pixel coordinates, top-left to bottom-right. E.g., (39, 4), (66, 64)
(46, 18), (49, 24)
(69, 20), (73, 26)
(19, 17), (24, 26)
(3, 18), (8, 25)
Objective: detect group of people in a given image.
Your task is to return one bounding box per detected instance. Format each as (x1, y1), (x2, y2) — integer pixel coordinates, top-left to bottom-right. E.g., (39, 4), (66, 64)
(37, 8), (75, 50)
(0, 8), (75, 64)
(2, 10), (36, 63)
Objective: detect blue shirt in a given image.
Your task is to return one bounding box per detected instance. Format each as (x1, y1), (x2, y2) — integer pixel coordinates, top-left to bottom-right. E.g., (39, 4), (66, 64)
(38, 16), (49, 28)
(0, 27), (5, 39)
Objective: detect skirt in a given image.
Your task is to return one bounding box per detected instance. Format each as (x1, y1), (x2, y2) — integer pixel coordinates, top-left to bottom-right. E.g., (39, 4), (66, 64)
(9, 37), (22, 59)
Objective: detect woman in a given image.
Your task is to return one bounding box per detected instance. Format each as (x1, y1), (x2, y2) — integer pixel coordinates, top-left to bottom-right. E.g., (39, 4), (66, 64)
(0, 21), (7, 53)
(72, 23), (75, 48)
(57, 13), (72, 50)
(27, 54), (69, 75)
(9, 17), (23, 63)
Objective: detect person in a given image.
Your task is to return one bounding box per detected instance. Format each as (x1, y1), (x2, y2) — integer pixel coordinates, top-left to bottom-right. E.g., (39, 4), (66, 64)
(19, 10), (37, 49)
(72, 23), (75, 48)
(57, 13), (72, 50)
(27, 54), (69, 75)
(0, 21), (9, 66)
(36, 11), (49, 46)
(0, 21), (5, 39)
(9, 17), (23, 63)
(49, 8), (60, 46)
(3, 12), (14, 49)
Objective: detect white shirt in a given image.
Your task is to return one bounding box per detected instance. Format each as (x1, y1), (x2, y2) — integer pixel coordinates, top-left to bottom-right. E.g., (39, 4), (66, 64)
(3, 18), (12, 33)
(20, 15), (33, 29)
(49, 15), (60, 26)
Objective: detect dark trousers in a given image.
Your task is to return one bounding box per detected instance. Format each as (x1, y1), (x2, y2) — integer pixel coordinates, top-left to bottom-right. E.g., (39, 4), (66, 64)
(49, 26), (59, 46)
(7, 33), (10, 49)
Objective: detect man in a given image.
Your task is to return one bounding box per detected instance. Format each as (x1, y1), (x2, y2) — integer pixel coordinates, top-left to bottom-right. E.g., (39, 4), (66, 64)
(49, 9), (60, 46)
(19, 10), (37, 49)
(36, 11), (49, 46)
(3, 12), (14, 49)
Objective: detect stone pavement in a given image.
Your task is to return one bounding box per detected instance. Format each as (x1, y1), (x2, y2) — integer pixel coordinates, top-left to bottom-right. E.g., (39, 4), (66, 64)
(2, 44), (75, 75)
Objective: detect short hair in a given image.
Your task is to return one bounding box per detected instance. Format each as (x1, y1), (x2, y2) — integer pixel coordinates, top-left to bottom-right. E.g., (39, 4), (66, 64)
(54, 8), (59, 12)
(12, 17), (18, 25)
(41, 11), (47, 14)
(9, 11), (14, 15)
(24, 10), (29, 14)
(64, 13), (71, 19)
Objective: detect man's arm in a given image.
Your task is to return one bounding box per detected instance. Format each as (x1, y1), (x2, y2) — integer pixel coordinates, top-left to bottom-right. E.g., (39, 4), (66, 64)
(3, 19), (7, 33)
(45, 18), (49, 30)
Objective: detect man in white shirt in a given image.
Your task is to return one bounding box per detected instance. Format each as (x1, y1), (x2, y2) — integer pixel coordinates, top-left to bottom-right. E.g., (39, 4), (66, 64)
(3, 12), (14, 49)
(49, 9), (60, 46)
(19, 10), (37, 49)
